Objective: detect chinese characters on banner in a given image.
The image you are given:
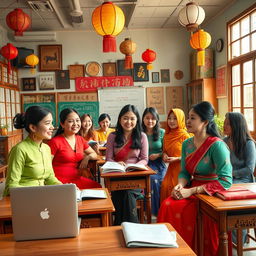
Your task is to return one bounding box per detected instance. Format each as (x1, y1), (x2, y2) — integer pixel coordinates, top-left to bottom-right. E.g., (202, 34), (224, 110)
(75, 76), (134, 92)
(58, 92), (98, 102)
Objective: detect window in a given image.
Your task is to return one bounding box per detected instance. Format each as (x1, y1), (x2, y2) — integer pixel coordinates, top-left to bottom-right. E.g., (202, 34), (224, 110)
(228, 4), (256, 135)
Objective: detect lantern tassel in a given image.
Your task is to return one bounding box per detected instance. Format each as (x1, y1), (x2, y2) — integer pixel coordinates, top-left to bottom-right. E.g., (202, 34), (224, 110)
(30, 67), (36, 74)
(197, 49), (205, 66)
(7, 61), (11, 74)
(124, 55), (133, 69)
(103, 35), (116, 52)
(147, 63), (153, 70)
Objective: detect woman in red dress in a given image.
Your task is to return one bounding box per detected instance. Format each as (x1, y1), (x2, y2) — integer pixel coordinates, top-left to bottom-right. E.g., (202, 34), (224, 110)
(48, 108), (101, 189)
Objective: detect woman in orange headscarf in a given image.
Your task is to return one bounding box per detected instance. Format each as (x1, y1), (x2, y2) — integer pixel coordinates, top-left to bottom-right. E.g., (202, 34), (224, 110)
(160, 108), (191, 202)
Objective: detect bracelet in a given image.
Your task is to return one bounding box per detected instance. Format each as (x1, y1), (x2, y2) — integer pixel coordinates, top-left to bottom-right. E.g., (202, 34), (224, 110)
(196, 186), (201, 194)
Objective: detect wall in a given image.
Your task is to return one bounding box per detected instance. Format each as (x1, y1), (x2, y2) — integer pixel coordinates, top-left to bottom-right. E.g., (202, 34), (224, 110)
(12, 28), (191, 121)
(206, 0), (256, 117)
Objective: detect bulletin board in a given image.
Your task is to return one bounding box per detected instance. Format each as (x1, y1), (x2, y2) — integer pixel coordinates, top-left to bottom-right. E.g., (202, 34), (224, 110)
(146, 87), (164, 114)
(98, 87), (146, 125)
(165, 86), (184, 112)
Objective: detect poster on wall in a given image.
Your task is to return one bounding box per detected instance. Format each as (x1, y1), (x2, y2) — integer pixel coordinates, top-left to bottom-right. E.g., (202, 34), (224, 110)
(216, 65), (227, 98)
(165, 86), (184, 112)
(146, 87), (165, 114)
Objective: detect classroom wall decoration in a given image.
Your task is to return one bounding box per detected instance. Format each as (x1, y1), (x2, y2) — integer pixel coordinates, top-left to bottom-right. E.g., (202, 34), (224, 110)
(22, 77), (36, 91)
(39, 74), (55, 90)
(56, 70), (70, 89)
(57, 92), (98, 102)
(216, 65), (227, 98)
(165, 86), (184, 111)
(103, 62), (117, 76)
(117, 59), (133, 76)
(133, 63), (149, 82)
(75, 76), (134, 92)
(160, 69), (170, 83)
(152, 72), (159, 83)
(39, 45), (62, 72)
(146, 87), (164, 114)
(69, 64), (85, 79)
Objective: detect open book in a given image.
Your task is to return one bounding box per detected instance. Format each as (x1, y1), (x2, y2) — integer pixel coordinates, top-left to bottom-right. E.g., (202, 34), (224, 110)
(101, 161), (148, 173)
(76, 189), (107, 201)
(121, 222), (178, 248)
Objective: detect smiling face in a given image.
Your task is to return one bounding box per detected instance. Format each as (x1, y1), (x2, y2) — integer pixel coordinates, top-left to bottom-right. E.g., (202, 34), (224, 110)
(143, 112), (157, 131)
(120, 111), (137, 133)
(81, 115), (92, 131)
(30, 113), (54, 141)
(186, 109), (207, 134)
(99, 117), (111, 132)
(223, 117), (232, 136)
(167, 112), (178, 130)
(61, 112), (81, 135)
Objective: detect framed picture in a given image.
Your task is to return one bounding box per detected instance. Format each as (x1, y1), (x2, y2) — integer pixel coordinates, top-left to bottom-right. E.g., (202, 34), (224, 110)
(39, 74), (55, 90)
(85, 62), (101, 76)
(56, 70), (70, 89)
(133, 63), (149, 82)
(216, 65), (227, 98)
(39, 45), (62, 71)
(69, 64), (84, 79)
(160, 69), (170, 83)
(22, 77), (36, 91)
(152, 72), (159, 83)
(103, 62), (117, 76)
(117, 60), (133, 76)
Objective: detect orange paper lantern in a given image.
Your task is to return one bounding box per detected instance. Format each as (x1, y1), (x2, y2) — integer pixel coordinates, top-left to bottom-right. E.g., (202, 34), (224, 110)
(6, 8), (31, 36)
(142, 49), (156, 70)
(92, 2), (125, 52)
(190, 29), (211, 66)
(26, 54), (39, 74)
(119, 38), (136, 69)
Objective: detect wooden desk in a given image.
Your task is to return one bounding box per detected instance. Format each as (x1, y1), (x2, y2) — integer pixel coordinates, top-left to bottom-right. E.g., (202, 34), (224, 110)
(101, 168), (156, 223)
(0, 223), (196, 256)
(0, 188), (115, 234)
(196, 183), (256, 256)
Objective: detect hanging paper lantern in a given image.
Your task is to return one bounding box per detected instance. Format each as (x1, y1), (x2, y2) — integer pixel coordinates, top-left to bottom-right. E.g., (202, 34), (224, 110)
(92, 2), (125, 52)
(26, 54), (39, 74)
(178, 2), (205, 32)
(190, 29), (211, 66)
(0, 43), (18, 73)
(142, 49), (156, 70)
(119, 38), (136, 69)
(6, 8), (31, 36)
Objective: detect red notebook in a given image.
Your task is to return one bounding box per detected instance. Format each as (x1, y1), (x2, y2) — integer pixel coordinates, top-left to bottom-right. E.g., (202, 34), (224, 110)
(215, 186), (256, 200)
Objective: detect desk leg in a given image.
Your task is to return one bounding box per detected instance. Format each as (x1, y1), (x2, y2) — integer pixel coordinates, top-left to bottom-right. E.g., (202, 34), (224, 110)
(218, 212), (228, 256)
(0, 220), (4, 234)
(145, 176), (151, 223)
(101, 213), (109, 227)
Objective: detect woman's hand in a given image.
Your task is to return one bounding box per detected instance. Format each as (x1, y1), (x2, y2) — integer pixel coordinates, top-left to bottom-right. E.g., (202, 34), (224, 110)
(171, 183), (183, 199)
(91, 143), (100, 155)
(118, 161), (126, 166)
(179, 188), (194, 199)
(149, 153), (160, 161)
(163, 153), (181, 163)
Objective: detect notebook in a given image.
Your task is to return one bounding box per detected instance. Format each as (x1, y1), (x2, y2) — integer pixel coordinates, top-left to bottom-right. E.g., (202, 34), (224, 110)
(10, 184), (80, 241)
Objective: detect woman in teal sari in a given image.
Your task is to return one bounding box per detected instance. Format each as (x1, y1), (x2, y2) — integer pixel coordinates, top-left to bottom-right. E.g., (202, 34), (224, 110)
(158, 101), (232, 255)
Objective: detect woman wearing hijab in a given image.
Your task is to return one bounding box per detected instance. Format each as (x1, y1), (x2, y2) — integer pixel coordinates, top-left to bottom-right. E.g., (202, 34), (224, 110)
(160, 108), (191, 202)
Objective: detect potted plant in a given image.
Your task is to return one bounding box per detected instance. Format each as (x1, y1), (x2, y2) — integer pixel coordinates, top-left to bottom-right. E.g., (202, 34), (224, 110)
(0, 124), (8, 136)
(214, 114), (224, 137)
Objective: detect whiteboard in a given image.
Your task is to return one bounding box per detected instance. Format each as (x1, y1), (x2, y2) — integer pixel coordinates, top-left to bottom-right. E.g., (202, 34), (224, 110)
(98, 87), (146, 126)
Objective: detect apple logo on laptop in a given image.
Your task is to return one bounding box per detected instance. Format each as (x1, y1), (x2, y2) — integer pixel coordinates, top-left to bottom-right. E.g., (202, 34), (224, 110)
(40, 208), (50, 220)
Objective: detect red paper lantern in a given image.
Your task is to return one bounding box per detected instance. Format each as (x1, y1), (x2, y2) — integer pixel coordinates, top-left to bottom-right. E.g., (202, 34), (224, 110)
(1, 43), (18, 73)
(142, 49), (156, 70)
(6, 8), (31, 36)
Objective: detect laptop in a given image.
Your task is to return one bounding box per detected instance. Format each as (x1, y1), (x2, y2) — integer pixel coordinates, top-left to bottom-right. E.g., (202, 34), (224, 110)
(10, 184), (80, 241)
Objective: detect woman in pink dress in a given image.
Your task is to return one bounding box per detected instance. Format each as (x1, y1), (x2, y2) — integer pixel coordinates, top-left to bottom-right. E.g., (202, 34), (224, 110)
(48, 108), (101, 189)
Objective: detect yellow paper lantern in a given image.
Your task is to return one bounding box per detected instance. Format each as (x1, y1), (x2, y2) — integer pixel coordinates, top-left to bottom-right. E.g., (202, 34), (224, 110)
(190, 29), (211, 66)
(26, 54), (39, 74)
(92, 2), (125, 52)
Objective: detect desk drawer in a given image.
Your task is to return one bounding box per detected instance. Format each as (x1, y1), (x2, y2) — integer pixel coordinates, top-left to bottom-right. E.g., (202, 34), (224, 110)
(109, 179), (146, 190)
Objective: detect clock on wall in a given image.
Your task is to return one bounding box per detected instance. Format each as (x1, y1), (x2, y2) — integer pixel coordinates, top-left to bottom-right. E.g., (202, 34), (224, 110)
(215, 39), (224, 52)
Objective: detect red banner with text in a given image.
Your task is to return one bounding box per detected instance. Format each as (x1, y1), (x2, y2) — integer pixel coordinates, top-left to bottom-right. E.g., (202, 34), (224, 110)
(75, 76), (134, 92)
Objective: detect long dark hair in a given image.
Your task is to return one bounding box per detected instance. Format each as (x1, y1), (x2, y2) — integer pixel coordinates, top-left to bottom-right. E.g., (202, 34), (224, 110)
(54, 108), (79, 137)
(115, 104), (142, 149)
(226, 112), (254, 159)
(142, 107), (160, 141)
(98, 113), (111, 126)
(192, 101), (220, 138)
(79, 113), (95, 140)
(13, 106), (51, 133)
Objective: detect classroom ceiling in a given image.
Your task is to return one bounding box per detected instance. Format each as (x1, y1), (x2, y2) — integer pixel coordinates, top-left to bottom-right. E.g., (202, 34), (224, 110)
(0, 0), (236, 33)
